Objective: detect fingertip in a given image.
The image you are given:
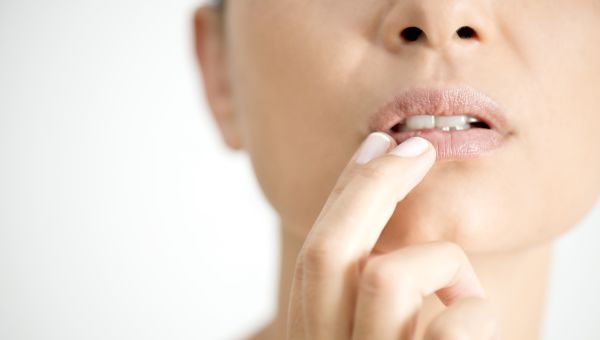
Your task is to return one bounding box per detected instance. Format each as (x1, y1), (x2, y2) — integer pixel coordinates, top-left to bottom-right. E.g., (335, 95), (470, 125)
(390, 136), (432, 158)
(354, 132), (395, 164)
(372, 131), (397, 148)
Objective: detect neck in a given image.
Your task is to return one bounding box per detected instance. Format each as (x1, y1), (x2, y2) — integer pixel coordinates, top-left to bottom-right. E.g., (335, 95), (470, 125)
(260, 223), (553, 340)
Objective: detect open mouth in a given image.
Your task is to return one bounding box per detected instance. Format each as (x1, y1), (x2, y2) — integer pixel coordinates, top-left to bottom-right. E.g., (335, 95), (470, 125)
(390, 114), (492, 133)
(369, 86), (512, 161)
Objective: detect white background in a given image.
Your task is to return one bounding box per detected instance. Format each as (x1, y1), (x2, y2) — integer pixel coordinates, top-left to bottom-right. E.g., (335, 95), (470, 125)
(0, 1), (599, 339)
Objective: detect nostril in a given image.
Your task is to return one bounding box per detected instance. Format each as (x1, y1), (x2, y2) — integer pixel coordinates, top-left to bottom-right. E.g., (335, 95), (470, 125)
(400, 27), (424, 42)
(456, 26), (478, 39)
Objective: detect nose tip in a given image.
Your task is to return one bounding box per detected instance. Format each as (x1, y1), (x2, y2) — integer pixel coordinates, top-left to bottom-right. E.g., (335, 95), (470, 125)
(380, 0), (489, 52)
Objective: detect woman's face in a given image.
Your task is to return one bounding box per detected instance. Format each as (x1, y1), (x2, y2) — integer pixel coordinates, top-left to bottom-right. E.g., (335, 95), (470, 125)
(205, 0), (600, 254)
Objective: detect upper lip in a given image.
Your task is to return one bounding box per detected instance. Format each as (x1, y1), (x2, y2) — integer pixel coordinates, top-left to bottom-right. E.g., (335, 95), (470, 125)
(368, 85), (512, 135)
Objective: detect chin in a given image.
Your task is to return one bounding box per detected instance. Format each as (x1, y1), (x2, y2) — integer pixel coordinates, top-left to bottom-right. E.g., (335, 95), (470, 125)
(373, 187), (515, 255)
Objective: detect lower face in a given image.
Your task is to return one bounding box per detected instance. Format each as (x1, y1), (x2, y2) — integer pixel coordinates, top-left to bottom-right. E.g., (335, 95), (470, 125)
(224, 0), (600, 254)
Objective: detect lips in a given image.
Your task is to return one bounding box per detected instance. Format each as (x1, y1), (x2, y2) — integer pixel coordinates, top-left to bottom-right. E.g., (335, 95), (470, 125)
(368, 86), (513, 161)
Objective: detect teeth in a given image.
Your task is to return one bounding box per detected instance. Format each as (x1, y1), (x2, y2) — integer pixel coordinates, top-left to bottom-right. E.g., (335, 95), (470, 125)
(404, 115), (435, 130)
(435, 115), (468, 128)
(401, 114), (480, 132)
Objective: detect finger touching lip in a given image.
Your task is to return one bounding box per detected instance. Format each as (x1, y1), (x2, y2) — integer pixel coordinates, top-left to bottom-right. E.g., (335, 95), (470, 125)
(368, 85), (514, 161)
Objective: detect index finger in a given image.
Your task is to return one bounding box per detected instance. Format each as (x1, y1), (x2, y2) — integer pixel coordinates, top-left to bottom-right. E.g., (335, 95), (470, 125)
(304, 133), (436, 264)
(296, 133), (436, 339)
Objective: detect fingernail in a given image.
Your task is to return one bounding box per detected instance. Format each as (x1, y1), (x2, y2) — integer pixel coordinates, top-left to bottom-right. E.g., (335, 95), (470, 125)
(390, 136), (430, 157)
(355, 132), (393, 164)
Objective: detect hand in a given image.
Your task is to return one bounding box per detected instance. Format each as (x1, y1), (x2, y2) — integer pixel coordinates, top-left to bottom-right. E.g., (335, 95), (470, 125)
(286, 132), (500, 340)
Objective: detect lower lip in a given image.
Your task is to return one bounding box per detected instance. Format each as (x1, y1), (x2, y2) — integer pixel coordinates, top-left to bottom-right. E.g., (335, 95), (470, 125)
(391, 128), (507, 161)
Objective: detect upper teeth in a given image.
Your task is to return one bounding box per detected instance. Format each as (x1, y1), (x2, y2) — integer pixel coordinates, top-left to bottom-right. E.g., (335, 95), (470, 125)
(400, 114), (481, 132)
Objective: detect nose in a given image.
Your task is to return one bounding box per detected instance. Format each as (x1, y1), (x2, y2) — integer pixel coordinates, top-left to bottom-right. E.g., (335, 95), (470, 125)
(379, 0), (494, 52)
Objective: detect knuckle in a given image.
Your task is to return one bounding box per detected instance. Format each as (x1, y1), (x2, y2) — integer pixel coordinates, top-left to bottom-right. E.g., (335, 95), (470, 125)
(352, 161), (393, 184)
(298, 239), (344, 273)
(426, 313), (471, 340)
(435, 240), (468, 261)
(360, 258), (415, 295)
(325, 165), (385, 203)
(362, 162), (393, 182)
(329, 183), (346, 198)
(426, 300), (499, 340)
(426, 323), (470, 340)
(292, 251), (306, 279)
(327, 157), (399, 204)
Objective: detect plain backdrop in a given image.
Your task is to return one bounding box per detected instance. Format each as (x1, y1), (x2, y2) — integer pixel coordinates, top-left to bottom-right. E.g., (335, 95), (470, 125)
(0, 1), (599, 339)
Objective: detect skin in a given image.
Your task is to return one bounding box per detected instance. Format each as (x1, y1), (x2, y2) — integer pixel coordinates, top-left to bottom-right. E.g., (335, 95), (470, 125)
(193, 1), (600, 339)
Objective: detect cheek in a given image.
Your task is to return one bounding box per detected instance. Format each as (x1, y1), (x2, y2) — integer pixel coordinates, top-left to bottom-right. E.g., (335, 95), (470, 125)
(226, 4), (372, 226)
(524, 20), (600, 239)
(226, 50), (356, 228)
